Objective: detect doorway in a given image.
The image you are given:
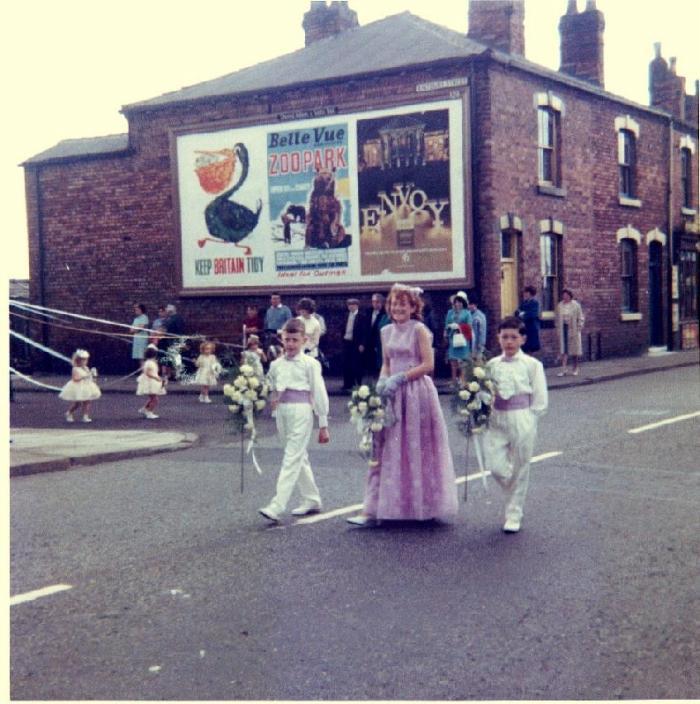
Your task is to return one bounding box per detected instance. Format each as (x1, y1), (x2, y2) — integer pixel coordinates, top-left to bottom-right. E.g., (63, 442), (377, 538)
(648, 241), (664, 347)
(500, 229), (520, 319)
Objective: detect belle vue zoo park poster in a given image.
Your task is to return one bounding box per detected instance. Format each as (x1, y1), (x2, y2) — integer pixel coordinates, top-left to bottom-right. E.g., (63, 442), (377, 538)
(176, 98), (466, 291)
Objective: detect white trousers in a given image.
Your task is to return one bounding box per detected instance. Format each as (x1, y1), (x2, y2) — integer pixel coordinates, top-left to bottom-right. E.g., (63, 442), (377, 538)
(268, 403), (321, 514)
(483, 408), (538, 521)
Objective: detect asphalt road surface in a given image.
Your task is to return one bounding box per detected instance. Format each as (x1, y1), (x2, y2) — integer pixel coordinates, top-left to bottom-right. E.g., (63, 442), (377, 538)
(9, 366), (700, 699)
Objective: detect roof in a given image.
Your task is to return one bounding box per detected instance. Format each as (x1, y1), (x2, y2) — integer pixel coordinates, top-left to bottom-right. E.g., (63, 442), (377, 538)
(122, 12), (489, 112)
(22, 134), (130, 166)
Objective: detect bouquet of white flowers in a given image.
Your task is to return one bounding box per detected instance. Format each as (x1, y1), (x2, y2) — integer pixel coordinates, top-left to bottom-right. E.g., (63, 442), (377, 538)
(223, 363), (270, 491)
(222, 364), (270, 433)
(452, 359), (495, 497)
(348, 383), (393, 467)
(452, 359), (495, 436)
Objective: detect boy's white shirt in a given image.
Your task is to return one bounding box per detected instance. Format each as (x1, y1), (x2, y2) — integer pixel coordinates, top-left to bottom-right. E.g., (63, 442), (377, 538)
(487, 350), (548, 417)
(268, 352), (329, 427)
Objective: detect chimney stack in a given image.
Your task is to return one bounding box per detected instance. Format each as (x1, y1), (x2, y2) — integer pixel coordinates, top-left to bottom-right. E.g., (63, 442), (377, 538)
(467, 0), (525, 56)
(649, 43), (688, 121)
(302, 1), (358, 47)
(559, 0), (605, 87)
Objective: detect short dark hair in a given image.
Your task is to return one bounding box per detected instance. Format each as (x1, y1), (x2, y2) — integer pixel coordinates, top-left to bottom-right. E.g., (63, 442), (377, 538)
(297, 297), (315, 313)
(144, 346), (159, 359)
(282, 318), (306, 335)
(562, 288), (574, 299)
(523, 285), (536, 296)
(498, 316), (526, 334)
(135, 303), (146, 314)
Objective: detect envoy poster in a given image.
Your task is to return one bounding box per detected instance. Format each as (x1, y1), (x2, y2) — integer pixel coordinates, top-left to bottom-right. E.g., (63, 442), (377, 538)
(175, 98), (466, 290)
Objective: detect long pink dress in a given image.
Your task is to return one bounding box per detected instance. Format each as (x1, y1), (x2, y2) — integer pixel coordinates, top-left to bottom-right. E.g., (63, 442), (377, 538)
(363, 319), (458, 521)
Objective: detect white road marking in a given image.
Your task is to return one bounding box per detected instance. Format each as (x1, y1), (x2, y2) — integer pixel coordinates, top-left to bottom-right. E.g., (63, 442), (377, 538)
(628, 410), (700, 434)
(10, 583), (72, 606)
(293, 451), (563, 525)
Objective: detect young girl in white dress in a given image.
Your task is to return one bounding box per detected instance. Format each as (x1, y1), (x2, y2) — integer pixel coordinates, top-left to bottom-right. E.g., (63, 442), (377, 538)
(136, 345), (166, 419)
(194, 341), (222, 403)
(59, 349), (101, 423)
(241, 334), (267, 379)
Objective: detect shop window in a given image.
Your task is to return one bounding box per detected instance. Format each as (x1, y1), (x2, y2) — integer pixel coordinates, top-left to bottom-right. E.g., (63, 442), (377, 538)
(620, 239), (638, 312)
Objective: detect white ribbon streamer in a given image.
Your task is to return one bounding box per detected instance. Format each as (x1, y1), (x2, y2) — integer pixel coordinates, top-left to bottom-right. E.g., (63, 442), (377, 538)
(9, 330), (72, 364)
(472, 433), (489, 489)
(10, 368), (63, 391)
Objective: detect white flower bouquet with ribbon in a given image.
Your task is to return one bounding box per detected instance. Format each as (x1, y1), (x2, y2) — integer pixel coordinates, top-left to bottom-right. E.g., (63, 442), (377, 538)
(223, 363), (270, 491)
(452, 359), (495, 496)
(347, 383), (393, 467)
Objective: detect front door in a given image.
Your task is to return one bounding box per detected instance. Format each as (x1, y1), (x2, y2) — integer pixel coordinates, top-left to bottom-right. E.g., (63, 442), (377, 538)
(648, 241), (664, 346)
(500, 230), (519, 319)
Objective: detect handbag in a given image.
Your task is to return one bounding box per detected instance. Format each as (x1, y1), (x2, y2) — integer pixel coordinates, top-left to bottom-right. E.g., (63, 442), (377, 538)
(452, 331), (467, 348)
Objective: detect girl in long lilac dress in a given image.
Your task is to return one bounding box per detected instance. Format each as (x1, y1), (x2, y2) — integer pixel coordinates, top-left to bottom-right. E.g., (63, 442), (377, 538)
(347, 284), (458, 526)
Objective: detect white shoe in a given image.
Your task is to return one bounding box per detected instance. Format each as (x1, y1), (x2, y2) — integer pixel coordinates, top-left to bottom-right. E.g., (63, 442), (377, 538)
(202, 396), (212, 404)
(503, 517), (521, 533)
(291, 502), (323, 516)
(346, 515), (378, 527)
(82, 415), (92, 423)
(145, 411), (159, 419)
(138, 407), (147, 415)
(65, 412), (75, 423)
(258, 505), (280, 522)
(198, 395), (205, 403)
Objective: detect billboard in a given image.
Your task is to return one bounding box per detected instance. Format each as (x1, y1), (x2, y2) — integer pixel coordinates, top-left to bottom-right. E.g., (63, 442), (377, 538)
(175, 98), (467, 291)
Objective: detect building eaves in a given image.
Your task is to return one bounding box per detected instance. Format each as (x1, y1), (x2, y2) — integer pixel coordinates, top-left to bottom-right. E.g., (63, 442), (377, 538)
(22, 134), (130, 167)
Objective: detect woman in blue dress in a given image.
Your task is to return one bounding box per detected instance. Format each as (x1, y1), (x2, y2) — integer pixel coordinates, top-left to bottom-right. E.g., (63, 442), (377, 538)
(129, 303), (149, 368)
(444, 291), (472, 385)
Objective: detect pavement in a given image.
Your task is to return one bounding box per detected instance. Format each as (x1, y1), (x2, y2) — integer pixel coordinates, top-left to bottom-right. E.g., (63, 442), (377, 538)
(9, 348), (698, 477)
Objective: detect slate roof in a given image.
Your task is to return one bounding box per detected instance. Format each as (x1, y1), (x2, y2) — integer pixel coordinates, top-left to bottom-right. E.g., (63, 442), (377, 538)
(22, 134), (130, 166)
(122, 12), (490, 112)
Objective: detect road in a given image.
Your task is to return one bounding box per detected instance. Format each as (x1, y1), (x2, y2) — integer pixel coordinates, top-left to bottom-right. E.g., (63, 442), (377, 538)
(9, 366), (700, 699)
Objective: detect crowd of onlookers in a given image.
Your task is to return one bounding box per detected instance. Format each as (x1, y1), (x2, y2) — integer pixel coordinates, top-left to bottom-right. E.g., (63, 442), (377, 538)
(128, 287), (587, 384)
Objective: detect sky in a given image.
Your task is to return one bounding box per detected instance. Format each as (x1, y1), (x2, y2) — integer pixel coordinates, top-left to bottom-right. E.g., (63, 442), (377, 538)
(2, 0), (699, 281)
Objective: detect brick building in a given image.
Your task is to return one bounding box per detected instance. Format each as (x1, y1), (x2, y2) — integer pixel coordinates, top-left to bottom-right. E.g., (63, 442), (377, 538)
(23, 0), (699, 372)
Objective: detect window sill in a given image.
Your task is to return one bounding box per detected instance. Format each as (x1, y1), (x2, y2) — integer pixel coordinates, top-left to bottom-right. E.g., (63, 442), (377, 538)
(619, 196), (642, 208)
(681, 207), (697, 216)
(537, 183), (567, 198)
(620, 312), (642, 321)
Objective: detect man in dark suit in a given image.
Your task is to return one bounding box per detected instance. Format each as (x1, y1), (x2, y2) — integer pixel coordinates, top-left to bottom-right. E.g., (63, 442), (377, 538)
(363, 292), (390, 379)
(341, 298), (364, 391)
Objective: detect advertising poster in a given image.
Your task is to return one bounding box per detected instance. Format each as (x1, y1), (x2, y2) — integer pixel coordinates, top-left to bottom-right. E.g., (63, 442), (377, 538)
(175, 98), (466, 291)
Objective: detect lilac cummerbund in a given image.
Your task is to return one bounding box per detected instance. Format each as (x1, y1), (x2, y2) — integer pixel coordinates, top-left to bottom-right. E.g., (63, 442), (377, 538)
(494, 393), (531, 411)
(278, 389), (312, 404)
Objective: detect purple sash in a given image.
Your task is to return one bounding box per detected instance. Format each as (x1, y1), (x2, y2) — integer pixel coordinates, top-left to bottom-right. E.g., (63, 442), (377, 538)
(494, 393), (531, 411)
(278, 389), (312, 404)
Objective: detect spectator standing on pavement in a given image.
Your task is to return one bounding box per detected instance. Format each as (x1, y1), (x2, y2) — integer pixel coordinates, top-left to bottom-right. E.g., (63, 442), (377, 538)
(150, 306), (167, 345)
(515, 286), (541, 355)
(296, 297), (322, 359)
(137, 345), (166, 419)
(241, 335), (267, 378)
(555, 289), (585, 376)
(129, 303), (149, 368)
(468, 300), (487, 361)
(347, 283), (458, 527)
(484, 316), (548, 533)
(264, 293), (292, 338)
(59, 349), (101, 423)
(444, 291), (472, 385)
(341, 297), (365, 391)
(242, 305), (264, 344)
(258, 318), (330, 523)
(364, 292), (390, 379)
(160, 304), (185, 380)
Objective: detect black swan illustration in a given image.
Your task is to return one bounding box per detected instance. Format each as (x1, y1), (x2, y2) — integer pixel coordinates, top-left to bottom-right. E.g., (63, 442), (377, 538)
(198, 143), (262, 255)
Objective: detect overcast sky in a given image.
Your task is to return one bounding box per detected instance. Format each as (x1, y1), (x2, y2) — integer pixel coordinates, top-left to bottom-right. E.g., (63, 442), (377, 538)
(3, 0), (699, 280)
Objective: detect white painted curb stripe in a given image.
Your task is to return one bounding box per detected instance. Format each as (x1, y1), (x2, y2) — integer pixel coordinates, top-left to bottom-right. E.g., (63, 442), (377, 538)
(10, 584), (72, 606)
(294, 451), (563, 525)
(628, 410), (700, 434)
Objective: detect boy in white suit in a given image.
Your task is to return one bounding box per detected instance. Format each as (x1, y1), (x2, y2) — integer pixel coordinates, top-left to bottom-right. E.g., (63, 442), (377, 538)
(259, 318), (330, 523)
(484, 316), (548, 533)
